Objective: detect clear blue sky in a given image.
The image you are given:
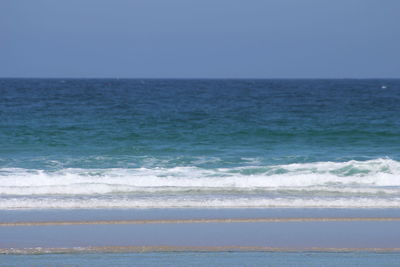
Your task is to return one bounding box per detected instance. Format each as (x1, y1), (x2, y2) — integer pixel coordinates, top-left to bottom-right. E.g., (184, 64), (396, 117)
(1, 0), (399, 78)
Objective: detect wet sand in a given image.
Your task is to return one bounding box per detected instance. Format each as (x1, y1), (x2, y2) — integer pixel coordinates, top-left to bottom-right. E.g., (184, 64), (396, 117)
(1, 209), (400, 253)
(2, 208), (400, 223)
(1, 217), (400, 227)
(3, 246), (400, 254)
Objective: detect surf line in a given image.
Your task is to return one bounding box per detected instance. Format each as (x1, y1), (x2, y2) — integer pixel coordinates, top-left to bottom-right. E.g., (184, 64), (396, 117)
(2, 217), (400, 227)
(3, 246), (400, 254)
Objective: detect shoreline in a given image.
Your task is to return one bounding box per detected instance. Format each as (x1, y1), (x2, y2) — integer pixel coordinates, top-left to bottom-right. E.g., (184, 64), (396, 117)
(3, 246), (400, 255)
(2, 217), (400, 227)
(3, 208), (400, 223)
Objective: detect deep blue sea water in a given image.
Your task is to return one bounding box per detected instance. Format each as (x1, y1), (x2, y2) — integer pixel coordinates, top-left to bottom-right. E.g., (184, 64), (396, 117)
(2, 252), (400, 267)
(1, 79), (400, 209)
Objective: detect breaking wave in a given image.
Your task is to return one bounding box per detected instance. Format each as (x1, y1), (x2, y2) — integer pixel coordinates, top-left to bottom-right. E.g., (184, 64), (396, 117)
(1, 158), (400, 209)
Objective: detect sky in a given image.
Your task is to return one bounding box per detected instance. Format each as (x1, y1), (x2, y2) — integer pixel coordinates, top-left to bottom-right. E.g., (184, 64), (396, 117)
(1, 0), (399, 78)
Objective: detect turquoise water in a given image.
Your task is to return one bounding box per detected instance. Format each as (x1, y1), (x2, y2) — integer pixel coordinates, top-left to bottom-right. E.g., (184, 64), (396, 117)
(2, 252), (400, 267)
(1, 79), (400, 209)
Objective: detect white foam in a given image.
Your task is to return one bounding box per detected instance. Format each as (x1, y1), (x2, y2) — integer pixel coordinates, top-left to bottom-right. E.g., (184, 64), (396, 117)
(1, 196), (400, 209)
(1, 158), (400, 193)
(1, 158), (400, 209)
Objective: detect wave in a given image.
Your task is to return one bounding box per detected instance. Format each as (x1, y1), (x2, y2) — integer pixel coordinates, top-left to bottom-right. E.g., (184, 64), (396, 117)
(1, 158), (399, 194)
(1, 158), (400, 209)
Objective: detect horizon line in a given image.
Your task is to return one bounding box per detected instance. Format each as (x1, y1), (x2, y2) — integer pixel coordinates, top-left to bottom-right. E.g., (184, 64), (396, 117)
(1, 77), (400, 80)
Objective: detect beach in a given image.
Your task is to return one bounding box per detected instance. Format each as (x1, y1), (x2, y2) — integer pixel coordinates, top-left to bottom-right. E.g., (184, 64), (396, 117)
(1, 208), (400, 253)
(2, 0), (400, 263)
(2, 208), (400, 266)
(1, 79), (400, 264)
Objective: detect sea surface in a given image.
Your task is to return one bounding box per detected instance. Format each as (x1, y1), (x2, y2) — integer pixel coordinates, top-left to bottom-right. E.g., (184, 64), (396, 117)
(1, 79), (400, 209)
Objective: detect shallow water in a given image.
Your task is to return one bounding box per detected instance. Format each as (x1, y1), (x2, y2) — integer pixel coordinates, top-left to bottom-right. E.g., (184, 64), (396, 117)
(2, 252), (400, 267)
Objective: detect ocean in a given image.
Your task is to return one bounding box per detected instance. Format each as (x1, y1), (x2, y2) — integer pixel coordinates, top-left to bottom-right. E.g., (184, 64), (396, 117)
(1, 78), (400, 209)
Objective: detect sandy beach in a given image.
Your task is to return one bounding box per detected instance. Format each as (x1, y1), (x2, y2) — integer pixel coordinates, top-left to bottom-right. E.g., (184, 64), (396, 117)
(1, 208), (400, 254)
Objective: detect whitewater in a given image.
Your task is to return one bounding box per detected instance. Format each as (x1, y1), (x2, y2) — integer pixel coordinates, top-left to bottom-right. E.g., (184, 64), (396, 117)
(1, 158), (400, 209)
